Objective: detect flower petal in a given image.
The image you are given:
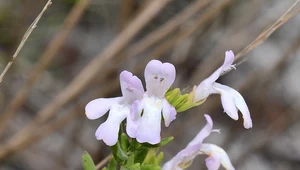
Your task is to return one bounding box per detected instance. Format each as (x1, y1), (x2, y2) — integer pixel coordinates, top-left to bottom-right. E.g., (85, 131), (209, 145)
(187, 114), (213, 147)
(205, 156), (221, 170)
(136, 97), (163, 144)
(214, 83), (252, 128)
(200, 144), (235, 170)
(95, 104), (129, 146)
(120, 70), (144, 103)
(222, 50), (235, 72)
(126, 114), (140, 138)
(144, 60), (176, 98)
(213, 83), (239, 120)
(220, 92), (239, 120)
(229, 88), (252, 129)
(85, 97), (121, 120)
(162, 98), (177, 127)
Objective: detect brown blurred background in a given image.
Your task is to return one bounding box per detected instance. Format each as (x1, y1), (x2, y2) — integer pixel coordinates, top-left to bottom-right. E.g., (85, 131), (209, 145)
(0, 0), (300, 169)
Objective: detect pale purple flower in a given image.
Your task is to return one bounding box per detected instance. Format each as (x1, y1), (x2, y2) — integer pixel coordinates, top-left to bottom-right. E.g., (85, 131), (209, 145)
(130, 60), (177, 144)
(85, 71), (144, 146)
(194, 50), (252, 129)
(163, 114), (235, 170)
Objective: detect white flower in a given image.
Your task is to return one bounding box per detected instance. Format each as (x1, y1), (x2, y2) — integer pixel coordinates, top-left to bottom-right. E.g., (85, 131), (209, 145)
(194, 50), (252, 129)
(163, 114), (235, 170)
(85, 71), (144, 146)
(130, 60), (177, 144)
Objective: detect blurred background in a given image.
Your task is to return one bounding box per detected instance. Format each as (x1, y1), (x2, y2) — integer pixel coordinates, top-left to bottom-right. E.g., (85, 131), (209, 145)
(0, 0), (300, 169)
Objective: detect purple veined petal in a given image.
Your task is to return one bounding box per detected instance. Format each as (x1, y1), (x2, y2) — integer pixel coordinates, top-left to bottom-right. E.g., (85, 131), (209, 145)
(126, 114), (140, 138)
(136, 97), (163, 144)
(119, 70), (144, 103)
(95, 104), (129, 146)
(130, 99), (144, 120)
(213, 83), (239, 120)
(162, 98), (177, 127)
(187, 114), (213, 147)
(85, 97), (121, 120)
(214, 83), (252, 128)
(205, 156), (221, 170)
(144, 60), (176, 98)
(200, 144), (235, 170)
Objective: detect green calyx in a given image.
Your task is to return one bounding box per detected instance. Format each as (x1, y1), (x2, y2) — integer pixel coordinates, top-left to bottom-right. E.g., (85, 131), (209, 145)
(165, 87), (206, 112)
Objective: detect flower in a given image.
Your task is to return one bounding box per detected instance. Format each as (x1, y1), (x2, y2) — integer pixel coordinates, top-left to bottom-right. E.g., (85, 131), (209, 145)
(193, 50), (252, 129)
(85, 71), (144, 146)
(162, 114), (235, 170)
(130, 60), (177, 144)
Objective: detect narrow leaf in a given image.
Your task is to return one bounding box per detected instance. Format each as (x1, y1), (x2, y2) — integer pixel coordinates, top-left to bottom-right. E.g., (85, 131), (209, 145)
(82, 151), (96, 170)
(108, 157), (117, 170)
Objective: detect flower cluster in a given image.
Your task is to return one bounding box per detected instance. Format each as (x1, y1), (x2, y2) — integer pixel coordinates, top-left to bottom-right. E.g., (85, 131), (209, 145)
(85, 60), (176, 146)
(84, 50), (252, 170)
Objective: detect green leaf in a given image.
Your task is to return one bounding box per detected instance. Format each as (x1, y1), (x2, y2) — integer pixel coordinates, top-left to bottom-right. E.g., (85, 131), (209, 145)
(82, 151), (96, 170)
(126, 154), (135, 166)
(155, 152), (164, 165)
(134, 147), (149, 164)
(142, 148), (157, 164)
(120, 133), (130, 151)
(128, 139), (141, 152)
(108, 157), (117, 170)
(111, 141), (129, 163)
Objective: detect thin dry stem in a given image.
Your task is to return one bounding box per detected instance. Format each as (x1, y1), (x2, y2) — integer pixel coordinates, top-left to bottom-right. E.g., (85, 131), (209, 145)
(0, 0), (52, 83)
(223, 0), (300, 75)
(0, 0), (91, 136)
(96, 154), (113, 170)
(188, 0), (263, 85)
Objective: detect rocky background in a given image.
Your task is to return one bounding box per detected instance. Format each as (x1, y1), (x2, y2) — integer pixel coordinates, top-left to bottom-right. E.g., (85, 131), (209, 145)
(0, 0), (300, 169)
